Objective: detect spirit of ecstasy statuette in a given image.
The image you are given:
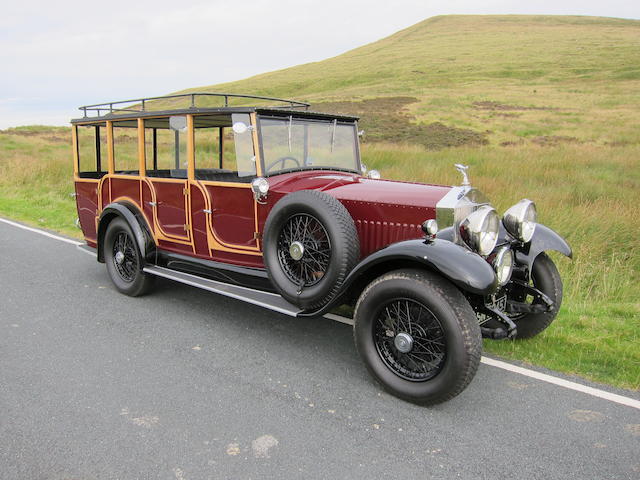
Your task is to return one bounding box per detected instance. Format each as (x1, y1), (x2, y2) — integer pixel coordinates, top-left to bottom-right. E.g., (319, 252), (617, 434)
(454, 164), (470, 187)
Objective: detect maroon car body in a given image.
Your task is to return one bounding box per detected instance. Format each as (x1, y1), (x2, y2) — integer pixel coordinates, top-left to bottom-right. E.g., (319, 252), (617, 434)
(71, 93), (571, 405)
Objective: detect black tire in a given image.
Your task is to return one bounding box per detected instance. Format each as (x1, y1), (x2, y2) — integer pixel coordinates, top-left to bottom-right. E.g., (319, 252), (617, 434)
(104, 218), (154, 297)
(263, 190), (360, 310)
(510, 253), (563, 339)
(353, 269), (482, 405)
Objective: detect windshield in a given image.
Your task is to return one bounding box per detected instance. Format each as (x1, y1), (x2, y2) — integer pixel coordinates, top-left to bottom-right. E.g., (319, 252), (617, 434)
(259, 116), (359, 175)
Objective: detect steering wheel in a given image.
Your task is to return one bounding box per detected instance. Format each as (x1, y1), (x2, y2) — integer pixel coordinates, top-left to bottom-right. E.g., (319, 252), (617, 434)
(265, 156), (300, 173)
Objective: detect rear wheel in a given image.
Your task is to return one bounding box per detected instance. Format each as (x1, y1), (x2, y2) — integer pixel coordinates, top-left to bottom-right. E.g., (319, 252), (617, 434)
(354, 269), (481, 405)
(104, 218), (154, 296)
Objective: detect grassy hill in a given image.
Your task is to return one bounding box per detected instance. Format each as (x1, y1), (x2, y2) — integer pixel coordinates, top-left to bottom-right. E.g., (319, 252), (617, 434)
(180, 15), (640, 147)
(1, 15), (638, 390)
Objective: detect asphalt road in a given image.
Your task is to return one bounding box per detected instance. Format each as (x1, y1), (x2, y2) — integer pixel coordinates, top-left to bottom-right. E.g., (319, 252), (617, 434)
(1, 220), (638, 480)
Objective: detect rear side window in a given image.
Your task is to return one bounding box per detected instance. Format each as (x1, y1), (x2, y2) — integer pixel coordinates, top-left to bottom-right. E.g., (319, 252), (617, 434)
(113, 120), (139, 175)
(76, 124), (107, 178)
(144, 116), (188, 179)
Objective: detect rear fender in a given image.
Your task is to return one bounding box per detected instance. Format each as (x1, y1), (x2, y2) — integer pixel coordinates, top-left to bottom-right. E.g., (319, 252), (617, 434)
(97, 202), (155, 264)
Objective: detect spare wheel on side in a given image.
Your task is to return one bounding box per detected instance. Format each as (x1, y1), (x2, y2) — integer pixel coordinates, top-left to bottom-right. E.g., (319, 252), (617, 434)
(263, 190), (360, 310)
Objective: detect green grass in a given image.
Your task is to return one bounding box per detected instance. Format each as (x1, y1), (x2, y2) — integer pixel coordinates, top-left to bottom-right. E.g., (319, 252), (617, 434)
(0, 127), (80, 237)
(485, 303), (639, 389)
(1, 15), (638, 390)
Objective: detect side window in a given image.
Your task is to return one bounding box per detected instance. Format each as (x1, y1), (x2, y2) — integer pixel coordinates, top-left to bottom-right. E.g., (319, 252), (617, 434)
(76, 124), (107, 178)
(193, 114), (256, 182)
(194, 124), (221, 174)
(145, 116), (187, 178)
(112, 121), (140, 175)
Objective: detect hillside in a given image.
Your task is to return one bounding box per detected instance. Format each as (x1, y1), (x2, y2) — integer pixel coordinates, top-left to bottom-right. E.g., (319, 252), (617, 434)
(178, 15), (640, 148)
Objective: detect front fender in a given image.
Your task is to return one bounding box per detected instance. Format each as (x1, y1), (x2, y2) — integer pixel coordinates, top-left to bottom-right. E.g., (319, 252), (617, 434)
(514, 223), (572, 269)
(347, 238), (498, 296)
(97, 202), (155, 263)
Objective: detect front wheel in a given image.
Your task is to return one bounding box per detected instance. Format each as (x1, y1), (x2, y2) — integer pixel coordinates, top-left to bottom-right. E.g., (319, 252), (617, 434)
(509, 253), (563, 339)
(353, 269), (482, 405)
(104, 218), (154, 296)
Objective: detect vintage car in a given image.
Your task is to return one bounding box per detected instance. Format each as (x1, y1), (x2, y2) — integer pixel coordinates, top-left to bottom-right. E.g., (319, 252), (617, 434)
(71, 93), (572, 405)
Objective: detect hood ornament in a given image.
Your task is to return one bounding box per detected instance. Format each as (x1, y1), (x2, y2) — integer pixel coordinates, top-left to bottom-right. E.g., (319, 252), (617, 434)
(454, 164), (471, 187)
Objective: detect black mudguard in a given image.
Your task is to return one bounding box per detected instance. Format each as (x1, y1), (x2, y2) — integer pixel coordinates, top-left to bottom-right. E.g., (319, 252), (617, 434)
(97, 202), (155, 264)
(346, 238), (498, 295)
(514, 224), (572, 269)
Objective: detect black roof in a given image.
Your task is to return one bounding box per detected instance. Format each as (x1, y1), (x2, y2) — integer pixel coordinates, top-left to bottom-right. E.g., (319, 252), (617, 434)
(71, 107), (359, 125)
(71, 92), (358, 124)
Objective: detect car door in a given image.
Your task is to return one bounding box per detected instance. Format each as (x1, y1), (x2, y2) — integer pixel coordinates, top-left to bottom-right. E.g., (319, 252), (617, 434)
(193, 113), (261, 256)
(143, 116), (193, 251)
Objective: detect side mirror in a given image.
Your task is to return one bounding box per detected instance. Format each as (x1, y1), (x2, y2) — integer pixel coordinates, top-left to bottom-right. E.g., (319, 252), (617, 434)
(232, 122), (253, 134)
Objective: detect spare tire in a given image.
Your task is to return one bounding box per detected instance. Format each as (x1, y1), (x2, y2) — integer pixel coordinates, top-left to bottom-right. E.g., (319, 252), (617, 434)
(263, 190), (360, 310)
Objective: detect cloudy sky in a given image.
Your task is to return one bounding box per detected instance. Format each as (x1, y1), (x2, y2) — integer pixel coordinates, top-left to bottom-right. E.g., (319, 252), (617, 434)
(1, 0), (638, 129)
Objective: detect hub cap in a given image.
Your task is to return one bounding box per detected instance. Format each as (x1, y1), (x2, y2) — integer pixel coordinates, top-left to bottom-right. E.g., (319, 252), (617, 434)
(394, 332), (414, 353)
(289, 241), (305, 261)
(114, 251), (125, 265)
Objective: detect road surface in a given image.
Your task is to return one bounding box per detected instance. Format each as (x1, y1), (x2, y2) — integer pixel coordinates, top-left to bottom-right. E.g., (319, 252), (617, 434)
(1, 219), (638, 479)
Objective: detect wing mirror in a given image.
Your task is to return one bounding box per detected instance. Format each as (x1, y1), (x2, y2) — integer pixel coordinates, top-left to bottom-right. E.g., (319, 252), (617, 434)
(232, 122), (254, 134)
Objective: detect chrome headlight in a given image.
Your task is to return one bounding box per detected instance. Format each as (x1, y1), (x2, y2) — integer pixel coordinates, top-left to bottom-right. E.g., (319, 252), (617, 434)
(503, 199), (537, 243)
(459, 205), (499, 256)
(493, 246), (514, 286)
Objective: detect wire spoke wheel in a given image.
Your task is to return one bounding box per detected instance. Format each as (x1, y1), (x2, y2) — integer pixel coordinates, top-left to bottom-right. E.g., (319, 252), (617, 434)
(276, 213), (331, 287)
(263, 190), (359, 309)
(373, 298), (446, 381)
(111, 231), (138, 283)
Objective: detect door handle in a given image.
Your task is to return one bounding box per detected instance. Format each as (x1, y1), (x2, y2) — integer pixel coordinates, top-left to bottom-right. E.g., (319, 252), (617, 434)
(203, 209), (212, 214)
(147, 201), (159, 207)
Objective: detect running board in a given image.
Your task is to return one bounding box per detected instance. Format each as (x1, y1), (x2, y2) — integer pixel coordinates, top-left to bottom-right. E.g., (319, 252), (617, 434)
(142, 265), (302, 317)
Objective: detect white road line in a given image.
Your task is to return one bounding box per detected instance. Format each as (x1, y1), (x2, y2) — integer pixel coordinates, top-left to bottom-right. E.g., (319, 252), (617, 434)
(322, 313), (355, 326)
(0, 217), (81, 246)
(2, 216), (639, 410)
(480, 356), (640, 410)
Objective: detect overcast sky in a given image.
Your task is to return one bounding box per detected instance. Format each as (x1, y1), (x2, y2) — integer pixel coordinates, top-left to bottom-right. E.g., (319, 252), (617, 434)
(1, 0), (638, 129)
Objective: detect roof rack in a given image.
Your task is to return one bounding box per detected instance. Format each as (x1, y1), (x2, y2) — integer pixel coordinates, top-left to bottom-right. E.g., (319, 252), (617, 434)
(78, 92), (310, 117)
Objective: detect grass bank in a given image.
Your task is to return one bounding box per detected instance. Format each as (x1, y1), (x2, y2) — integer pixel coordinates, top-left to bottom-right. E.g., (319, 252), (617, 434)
(0, 126), (79, 237)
